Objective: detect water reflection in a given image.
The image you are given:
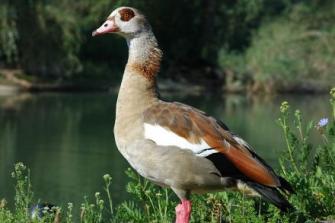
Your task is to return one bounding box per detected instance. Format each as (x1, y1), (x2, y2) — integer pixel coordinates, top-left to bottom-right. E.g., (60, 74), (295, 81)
(0, 93), (129, 211)
(0, 92), (330, 210)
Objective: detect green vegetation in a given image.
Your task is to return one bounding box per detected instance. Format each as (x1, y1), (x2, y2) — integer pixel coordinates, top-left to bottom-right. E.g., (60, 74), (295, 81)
(231, 2), (335, 92)
(1, 88), (335, 222)
(0, 0), (334, 92)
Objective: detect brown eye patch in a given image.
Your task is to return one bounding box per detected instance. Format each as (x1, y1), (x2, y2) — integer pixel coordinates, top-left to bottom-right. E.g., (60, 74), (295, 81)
(119, 8), (135, 21)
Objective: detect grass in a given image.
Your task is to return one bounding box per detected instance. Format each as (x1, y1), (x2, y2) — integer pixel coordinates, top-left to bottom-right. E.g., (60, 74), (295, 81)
(1, 88), (335, 222)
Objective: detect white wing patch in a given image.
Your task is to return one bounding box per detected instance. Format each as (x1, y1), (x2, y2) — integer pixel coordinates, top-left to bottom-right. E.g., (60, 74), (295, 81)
(144, 123), (218, 157)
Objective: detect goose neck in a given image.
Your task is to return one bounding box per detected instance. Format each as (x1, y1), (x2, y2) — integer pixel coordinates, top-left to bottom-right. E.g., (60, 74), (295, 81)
(126, 31), (162, 81)
(115, 32), (161, 121)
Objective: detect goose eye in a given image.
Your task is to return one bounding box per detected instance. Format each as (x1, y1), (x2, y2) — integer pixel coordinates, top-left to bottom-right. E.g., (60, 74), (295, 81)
(119, 8), (135, 21)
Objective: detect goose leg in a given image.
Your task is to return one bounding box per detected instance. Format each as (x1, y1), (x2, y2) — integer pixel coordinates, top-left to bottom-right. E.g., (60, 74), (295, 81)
(175, 199), (191, 223)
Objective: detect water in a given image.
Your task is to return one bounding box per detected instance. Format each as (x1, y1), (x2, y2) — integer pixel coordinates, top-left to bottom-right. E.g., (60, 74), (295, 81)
(0, 91), (330, 209)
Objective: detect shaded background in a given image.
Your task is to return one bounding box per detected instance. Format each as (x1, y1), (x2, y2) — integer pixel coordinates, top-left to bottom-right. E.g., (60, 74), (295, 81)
(1, 0), (334, 92)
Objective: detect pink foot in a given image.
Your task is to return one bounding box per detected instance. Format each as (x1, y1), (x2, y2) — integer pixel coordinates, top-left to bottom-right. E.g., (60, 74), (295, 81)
(175, 199), (191, 223)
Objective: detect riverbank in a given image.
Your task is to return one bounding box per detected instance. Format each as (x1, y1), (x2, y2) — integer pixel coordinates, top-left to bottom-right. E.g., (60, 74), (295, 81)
(0, 69), (111, 92)
(0, 68), (332, 95)
(0, 68), (211, 97)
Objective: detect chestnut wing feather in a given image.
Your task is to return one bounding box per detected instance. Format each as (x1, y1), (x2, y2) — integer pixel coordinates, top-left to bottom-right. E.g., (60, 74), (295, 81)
(143, 101), (280, 187)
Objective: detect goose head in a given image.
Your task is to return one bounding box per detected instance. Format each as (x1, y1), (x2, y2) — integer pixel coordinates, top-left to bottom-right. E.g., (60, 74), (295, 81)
(92, 7), (149, 38)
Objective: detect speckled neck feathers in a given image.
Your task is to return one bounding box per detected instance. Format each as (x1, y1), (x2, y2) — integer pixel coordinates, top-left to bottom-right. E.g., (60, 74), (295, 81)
(126, 31), (162, 82)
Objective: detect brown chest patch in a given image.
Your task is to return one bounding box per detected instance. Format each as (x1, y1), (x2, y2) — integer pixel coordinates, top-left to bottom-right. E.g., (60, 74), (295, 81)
(127, 47), (162, 81)
(119, 8), (135, 21)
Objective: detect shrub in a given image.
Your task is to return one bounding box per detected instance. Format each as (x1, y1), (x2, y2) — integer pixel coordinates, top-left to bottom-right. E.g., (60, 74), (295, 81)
(0, 4), (18, 65)
(245, 3), (335, 92)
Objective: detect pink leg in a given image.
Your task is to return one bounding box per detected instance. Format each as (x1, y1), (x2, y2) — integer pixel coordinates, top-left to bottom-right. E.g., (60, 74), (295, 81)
(175, 199), (191, 223)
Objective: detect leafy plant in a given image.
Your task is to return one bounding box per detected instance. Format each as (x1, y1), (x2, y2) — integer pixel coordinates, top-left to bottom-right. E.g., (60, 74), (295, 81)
(244, 2), (335, 92)
(0, 4), (18, 64)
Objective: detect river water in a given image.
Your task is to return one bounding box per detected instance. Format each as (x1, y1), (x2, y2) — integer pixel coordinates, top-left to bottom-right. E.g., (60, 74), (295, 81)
(0, 91), (330, 210)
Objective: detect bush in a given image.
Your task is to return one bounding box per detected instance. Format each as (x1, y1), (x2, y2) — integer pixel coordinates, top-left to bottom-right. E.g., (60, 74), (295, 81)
(245, 2), (335, 92)
(0, 4), (18, 65)
(16, 1), (82, 78)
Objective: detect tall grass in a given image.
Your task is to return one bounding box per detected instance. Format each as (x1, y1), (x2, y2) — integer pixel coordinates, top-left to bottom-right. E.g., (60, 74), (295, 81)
(1, 88), (335, 222)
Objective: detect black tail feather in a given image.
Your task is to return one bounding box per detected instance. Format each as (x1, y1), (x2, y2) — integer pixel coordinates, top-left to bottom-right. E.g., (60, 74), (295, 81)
(278, 176), (295, 194)
(246, 182), (294, 212)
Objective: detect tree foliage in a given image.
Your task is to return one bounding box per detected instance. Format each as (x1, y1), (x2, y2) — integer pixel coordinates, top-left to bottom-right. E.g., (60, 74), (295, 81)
(244, 1), (335, 91)
(0, 0), (334, 91)
(0, 3), (18, 65)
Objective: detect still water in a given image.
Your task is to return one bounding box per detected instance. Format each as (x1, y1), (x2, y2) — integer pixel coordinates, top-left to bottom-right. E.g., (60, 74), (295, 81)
(0, 91), (330, 209)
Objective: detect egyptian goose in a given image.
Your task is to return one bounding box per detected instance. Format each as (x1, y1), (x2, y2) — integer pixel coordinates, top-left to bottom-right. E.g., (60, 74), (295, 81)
(92, 7), (294, 223)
